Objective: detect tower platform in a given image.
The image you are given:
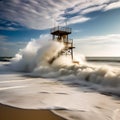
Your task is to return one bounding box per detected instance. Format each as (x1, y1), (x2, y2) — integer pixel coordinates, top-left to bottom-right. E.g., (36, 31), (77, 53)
(51, 26), (71, 35)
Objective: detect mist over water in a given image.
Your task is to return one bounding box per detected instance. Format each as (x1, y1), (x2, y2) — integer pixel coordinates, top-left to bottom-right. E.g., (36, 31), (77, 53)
(8, 36), (120, 96)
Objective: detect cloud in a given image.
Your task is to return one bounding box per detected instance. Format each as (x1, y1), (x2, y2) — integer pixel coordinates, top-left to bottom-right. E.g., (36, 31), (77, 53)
(0, 38), (27, 57)
(0, 26), (18, 31)
(74, 34), (120, 56)
(68, 15), (90, 25)
(81, 4), (106, 14)
(69, 0), (120, 15)
(0, 19), (23, 30)
(75, 34), (120, 44)
(0, 0), (96, 30)
(0, 33), (51, 57)
(67, 0), (110, 15)
(0, 0), (79, 30)
(104, 1), (120, 11)
(0, 35), (7, 41)
(0, 0), (120, 30)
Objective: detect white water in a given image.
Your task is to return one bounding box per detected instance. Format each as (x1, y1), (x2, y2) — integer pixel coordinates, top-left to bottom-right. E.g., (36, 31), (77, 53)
(9, 36), (120, 96)
(0, 35), (120, 120)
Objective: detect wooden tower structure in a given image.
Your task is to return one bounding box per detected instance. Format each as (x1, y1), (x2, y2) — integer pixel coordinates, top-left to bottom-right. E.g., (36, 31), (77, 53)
(50, 26), (75, 61)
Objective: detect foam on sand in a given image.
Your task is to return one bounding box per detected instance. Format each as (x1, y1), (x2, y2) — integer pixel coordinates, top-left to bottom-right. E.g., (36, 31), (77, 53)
(0, 71), (119, 120)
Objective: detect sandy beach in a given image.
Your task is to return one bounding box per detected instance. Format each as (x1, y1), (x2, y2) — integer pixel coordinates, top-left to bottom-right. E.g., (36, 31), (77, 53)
(0, 104), (65, 120)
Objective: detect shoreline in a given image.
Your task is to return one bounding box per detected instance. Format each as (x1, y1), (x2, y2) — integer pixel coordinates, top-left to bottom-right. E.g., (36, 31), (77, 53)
(0, 103), (66, 120)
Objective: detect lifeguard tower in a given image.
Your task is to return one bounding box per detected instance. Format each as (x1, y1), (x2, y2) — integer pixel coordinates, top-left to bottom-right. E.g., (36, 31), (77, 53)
(50, 26), (75, 63)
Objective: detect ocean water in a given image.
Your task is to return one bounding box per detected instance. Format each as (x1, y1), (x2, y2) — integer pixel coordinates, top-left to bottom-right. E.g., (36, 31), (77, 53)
(0, 37), (120, 120)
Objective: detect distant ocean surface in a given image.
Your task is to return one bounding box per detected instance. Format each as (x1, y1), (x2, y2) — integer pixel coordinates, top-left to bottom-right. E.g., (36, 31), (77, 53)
(1, 56), (120, 61)
(86, 57), (120, 62)
(0, 57), (12, 62)
(0, 57), (120, 66)
(86, 57), (120, 67)
(1, 56), (120, 67)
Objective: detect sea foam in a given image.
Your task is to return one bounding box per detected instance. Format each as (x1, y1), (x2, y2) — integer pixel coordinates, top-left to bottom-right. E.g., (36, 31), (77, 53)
(9, 35), (120, 96)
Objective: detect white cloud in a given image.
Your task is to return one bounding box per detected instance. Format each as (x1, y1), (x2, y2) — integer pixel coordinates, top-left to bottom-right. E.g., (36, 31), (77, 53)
(0, 0), (120, 30)
(68, 15), (90, 25)
(81, 4), (106, 14)
(0, 0), (80, 30)
(74, 34), (120, 56)
(67, 0), (110, 15)
(0, 0), (99, 30)
(104, 1), (120, 11)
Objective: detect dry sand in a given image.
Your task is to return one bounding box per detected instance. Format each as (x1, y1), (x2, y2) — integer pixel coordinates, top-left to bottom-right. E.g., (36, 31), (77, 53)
(0, 104), (65, 120)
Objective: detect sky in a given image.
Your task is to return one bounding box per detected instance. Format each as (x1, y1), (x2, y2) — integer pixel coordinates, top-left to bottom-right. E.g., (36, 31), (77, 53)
(0, 0), (120, 57)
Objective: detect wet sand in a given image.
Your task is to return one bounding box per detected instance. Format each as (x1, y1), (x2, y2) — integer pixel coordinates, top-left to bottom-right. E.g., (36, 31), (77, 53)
(0, 104), (65, 120)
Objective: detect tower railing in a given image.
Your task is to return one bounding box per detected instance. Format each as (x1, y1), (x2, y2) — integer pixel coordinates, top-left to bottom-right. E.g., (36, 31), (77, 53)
(50, 26), (72, 34)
